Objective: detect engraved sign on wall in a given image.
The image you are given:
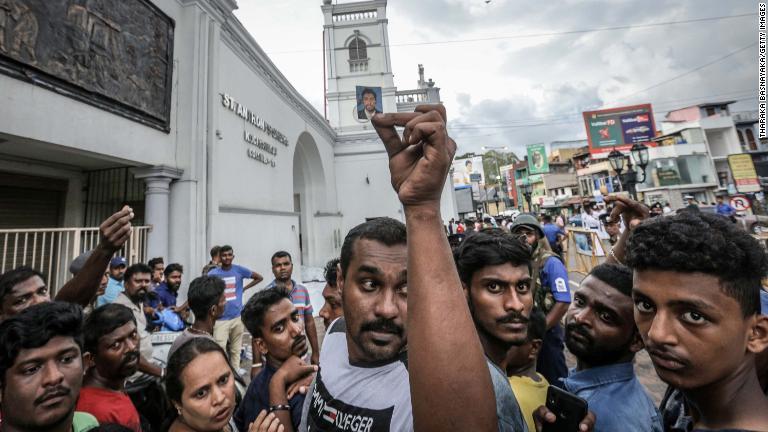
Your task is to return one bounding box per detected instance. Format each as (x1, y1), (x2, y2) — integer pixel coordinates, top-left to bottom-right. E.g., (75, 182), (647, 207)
(0, 0), (175, 131)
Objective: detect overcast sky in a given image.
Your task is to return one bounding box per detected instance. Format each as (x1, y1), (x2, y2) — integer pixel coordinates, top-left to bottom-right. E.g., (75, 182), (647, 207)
(234, 0), (757, 158)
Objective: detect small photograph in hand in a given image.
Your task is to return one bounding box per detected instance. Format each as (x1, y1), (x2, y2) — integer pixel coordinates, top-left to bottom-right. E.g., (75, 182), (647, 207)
(542, 386), (588, 432)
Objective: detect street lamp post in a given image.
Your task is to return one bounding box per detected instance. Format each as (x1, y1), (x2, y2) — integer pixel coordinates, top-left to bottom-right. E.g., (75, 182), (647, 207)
(607, 143), (650, 200)
(482, 145), (509, 214)
(523, 182), (533, 212)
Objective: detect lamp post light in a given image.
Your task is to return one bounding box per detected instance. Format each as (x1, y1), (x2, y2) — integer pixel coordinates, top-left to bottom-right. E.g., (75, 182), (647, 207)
(606, 143), (650, 200)
(482, 145), (509, 215)
(523, 182), (533, 212)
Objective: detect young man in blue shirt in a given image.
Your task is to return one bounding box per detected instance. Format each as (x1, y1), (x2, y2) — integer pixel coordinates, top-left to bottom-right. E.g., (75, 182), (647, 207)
(207, 245), (263, 370)
(562, 263), (662, 431)
(510, 214), (571, 385)
(715, 195), (736, 218)
(236, 288), (316, 432)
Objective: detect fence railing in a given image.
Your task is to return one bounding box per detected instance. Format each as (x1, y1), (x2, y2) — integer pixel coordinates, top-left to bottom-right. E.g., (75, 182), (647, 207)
(0, 226), (151, 295)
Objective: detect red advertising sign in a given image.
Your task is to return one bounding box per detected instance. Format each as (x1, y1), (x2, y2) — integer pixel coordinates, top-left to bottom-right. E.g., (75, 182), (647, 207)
(583, 104), (657, 155)
(503, 165), (518, 206)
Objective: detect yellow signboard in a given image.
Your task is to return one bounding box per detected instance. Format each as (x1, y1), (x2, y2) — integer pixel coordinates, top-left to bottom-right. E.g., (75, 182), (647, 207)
(728, 154), (761, 193)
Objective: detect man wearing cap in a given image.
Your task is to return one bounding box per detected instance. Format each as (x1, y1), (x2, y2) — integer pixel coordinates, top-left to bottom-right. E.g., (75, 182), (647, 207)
(510, 214), (571, 384)
(97, 257), (127, 307)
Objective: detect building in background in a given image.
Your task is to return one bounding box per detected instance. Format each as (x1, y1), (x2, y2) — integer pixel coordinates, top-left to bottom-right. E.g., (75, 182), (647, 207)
(0, 0), (458, 297)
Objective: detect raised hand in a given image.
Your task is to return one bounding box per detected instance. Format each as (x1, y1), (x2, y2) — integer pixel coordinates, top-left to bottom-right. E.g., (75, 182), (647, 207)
(99, 205), (134, 252)
(604, 196), (649, 230)
(371, 104), (456, 208)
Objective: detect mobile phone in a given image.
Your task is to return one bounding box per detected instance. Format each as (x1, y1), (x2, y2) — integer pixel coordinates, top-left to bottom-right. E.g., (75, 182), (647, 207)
(541, 385), (588, 432)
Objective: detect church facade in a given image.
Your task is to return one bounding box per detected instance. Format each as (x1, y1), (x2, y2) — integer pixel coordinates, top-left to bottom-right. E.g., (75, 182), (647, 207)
(0, 0), (456, 294)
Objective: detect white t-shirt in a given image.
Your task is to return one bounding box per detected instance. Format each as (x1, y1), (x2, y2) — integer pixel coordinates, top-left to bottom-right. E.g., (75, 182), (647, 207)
(299, 318), (527, 432)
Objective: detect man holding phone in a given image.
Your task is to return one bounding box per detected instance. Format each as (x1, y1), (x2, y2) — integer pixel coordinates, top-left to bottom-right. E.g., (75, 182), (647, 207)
(560, 263), (662, 431)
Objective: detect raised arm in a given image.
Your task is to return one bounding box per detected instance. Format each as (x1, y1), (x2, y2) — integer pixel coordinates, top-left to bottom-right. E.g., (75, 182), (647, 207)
(244, 271), (264, 290)
(372, 105), (497, 432)
(55, 206), (133, 305)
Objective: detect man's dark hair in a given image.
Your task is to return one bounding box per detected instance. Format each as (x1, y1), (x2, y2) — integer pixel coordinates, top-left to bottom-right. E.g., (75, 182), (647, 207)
(271, 251), (292, 264)
(164, 263), (183, 278)
(219, 245), (233, 254)
(124, 263), (152, 283)
(542, 214), (553, 224)
(453, 228), (532, 287)
(588, 263), (633, 297)
(210, 246), (221, 259)
(241, 288), (291, 338)
(0, 302), (83, 385)
(324, 257), (340, 288)
(187, 276), (225, 319)
(527, 308), (546, 342)
(147, 257), (164, 269)
(340, 218), (407, 276)
(361, 87), (376, 100)
(627, 211), (768, 316)
(0, 266), (45, 304)
(83, 304), (136, 354)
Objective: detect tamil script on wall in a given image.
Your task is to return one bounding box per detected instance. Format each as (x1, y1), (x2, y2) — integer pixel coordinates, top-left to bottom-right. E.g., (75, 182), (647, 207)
(0, 0), (174, 131)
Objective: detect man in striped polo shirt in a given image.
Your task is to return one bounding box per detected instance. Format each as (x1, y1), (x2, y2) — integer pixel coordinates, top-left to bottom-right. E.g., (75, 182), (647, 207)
(266, 251), (320, 366)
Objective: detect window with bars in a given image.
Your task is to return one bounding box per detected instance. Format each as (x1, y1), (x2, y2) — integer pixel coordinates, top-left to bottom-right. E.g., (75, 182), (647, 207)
(348, 37), (367, 61)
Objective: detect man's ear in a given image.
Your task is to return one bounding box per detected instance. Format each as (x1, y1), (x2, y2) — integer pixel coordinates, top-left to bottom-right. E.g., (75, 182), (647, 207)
(747, 315), (768, 354)
(529, 339), (543, 360)
(629, 328), (645, 354)
(254, 337), (269, 356)
(82, 352), (96, 370)
(336, 266), (344, 296)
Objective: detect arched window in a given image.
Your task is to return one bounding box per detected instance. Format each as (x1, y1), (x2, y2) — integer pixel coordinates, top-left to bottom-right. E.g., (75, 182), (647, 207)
(349, 37), (367, 61)
(746, 128), (757, 151)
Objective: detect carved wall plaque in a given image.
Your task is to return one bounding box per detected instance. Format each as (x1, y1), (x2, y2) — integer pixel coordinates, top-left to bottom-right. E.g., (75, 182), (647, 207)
(0, 0), (175, 132)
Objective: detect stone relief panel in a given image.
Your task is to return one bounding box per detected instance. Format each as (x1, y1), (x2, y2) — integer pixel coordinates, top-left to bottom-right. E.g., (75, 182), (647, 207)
(0, 0), (174, 131)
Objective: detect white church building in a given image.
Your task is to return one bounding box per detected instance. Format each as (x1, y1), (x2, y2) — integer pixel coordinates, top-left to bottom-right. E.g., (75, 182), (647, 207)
(0, 0), (457, 291)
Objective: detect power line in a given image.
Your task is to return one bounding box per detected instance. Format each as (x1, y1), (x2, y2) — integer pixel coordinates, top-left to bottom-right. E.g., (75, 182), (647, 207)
(450, 95), (758, 139)
(447, 89), (755, 130)
(608, 42), (757, 104)
(266, 12), (754, 55)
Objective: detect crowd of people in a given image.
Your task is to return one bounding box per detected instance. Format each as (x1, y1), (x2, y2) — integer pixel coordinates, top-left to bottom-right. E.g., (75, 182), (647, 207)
(0, 105), (767, 432)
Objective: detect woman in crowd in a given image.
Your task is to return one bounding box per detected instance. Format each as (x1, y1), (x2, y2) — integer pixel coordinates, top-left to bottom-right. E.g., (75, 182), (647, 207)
(165, 337), (284, 432)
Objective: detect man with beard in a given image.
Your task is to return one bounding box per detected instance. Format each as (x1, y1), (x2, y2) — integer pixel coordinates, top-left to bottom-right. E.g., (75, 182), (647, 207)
(267, 251), (320, 365)
(299, 105), (595, 431)
(357, 87), (381, 120)
(146, 263), (185, 313)
(76, 304), (142, 431)
(236, 288), (317, 432)
(112, 263), (167, 429)
(453, 228), (532, 431)
(0, 301), (99, 431)
(561, 263), (662, 431)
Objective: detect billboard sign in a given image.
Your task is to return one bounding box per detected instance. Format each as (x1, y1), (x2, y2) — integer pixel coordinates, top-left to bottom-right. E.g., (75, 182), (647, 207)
(527, 143), (549, 175)
(583, 104), (657, 155)
(501, 164), (518, 205)
(728, 154), (761, 193)
(452, 156), (485, 187)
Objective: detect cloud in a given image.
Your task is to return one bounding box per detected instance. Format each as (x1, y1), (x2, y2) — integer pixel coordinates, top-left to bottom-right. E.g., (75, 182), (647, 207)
(235, 0), (758, 157)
